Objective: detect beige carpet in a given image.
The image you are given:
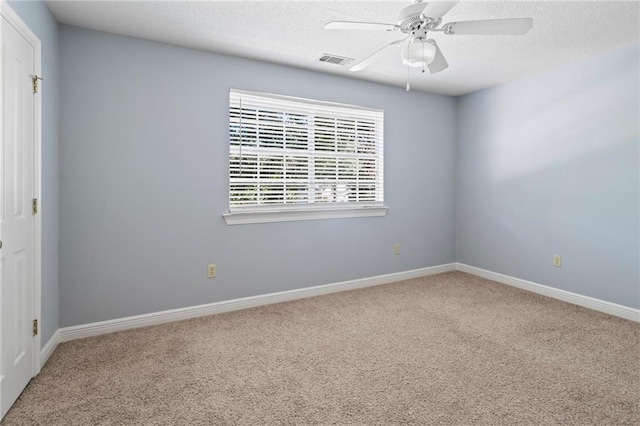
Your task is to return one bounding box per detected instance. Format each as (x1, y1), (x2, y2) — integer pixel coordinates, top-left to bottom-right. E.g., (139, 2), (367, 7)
(3, 271), (639, 425)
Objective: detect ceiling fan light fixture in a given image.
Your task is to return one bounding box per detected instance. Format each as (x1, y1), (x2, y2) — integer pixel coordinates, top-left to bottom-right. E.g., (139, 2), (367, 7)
(401, 38), (437, 68)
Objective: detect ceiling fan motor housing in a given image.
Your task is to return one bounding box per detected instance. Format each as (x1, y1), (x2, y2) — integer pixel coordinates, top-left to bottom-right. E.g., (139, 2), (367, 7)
(397, 3), (425, 28)
(397, 3), (441, 32)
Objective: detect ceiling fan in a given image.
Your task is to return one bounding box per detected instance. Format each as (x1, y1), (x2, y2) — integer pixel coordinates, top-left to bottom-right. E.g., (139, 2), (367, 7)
(325, 1), (532, 88)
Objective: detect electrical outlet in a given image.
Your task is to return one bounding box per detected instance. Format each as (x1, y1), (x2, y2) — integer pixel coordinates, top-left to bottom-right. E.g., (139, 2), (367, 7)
(553, 255), (562, 267)
(207, 264), (217, 278)
(394, 244), (401, 255)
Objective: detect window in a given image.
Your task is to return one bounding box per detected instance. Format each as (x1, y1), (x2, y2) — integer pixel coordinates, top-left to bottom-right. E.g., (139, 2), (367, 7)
(224, 89), (387, 225)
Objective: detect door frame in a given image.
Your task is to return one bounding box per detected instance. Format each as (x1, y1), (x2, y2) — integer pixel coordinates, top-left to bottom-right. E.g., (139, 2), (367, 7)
(0, 0), (43, 376)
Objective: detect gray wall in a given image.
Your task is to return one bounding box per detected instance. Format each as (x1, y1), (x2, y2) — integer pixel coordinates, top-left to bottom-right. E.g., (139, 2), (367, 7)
(456, 45), (640, 308)
(7, 0), (59, 347)
(58, 25), (457, 327)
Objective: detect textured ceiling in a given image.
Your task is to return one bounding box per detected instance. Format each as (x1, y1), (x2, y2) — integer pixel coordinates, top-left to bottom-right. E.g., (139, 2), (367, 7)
(45, 0), (640, 95)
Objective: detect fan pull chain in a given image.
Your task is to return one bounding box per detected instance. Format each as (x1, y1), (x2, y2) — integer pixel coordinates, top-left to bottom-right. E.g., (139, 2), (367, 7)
(406, 43), (411, 91)
(422, 40), (426, 73)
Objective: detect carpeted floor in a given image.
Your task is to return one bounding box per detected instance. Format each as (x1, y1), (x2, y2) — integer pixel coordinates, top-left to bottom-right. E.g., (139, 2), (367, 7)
(3, 271), (639, 425)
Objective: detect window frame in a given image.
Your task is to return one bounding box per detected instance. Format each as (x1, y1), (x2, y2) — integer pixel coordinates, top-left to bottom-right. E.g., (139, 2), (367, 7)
(224, 89), (388, 225)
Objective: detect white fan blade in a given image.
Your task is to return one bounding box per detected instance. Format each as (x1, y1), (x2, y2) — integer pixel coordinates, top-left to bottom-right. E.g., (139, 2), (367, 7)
(443, 18), (533, 35)
(427, 39), (448, 74)
(349, 39), (406, 72)
(421, 1), (458, 19)
(325, 21), (398, 31)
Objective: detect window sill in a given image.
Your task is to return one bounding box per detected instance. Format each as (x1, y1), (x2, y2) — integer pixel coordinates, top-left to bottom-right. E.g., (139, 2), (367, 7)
(223, 206), (389, 225)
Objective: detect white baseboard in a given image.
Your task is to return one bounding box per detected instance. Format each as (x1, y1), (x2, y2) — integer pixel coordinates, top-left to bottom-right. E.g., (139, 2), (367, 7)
(59, 263), (456, 342)
(40, 330), (59, 369)
(456, 263), (640, 323)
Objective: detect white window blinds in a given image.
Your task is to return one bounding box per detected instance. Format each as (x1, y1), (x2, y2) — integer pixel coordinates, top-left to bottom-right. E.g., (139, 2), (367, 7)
(229, 89), (384, 212)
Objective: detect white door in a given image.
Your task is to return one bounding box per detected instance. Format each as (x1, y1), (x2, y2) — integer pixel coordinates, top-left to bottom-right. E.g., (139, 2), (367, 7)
(0, 9), (36, 419)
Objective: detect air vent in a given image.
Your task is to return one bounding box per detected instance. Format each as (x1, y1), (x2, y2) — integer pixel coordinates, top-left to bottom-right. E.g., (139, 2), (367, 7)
(318, 54), (353, 66)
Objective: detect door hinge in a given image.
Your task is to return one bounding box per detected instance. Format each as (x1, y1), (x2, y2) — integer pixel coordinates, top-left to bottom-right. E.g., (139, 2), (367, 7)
(33, 319), (38, 336)
(32, 75), (43, 94)
(32, 198), (38, 215)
